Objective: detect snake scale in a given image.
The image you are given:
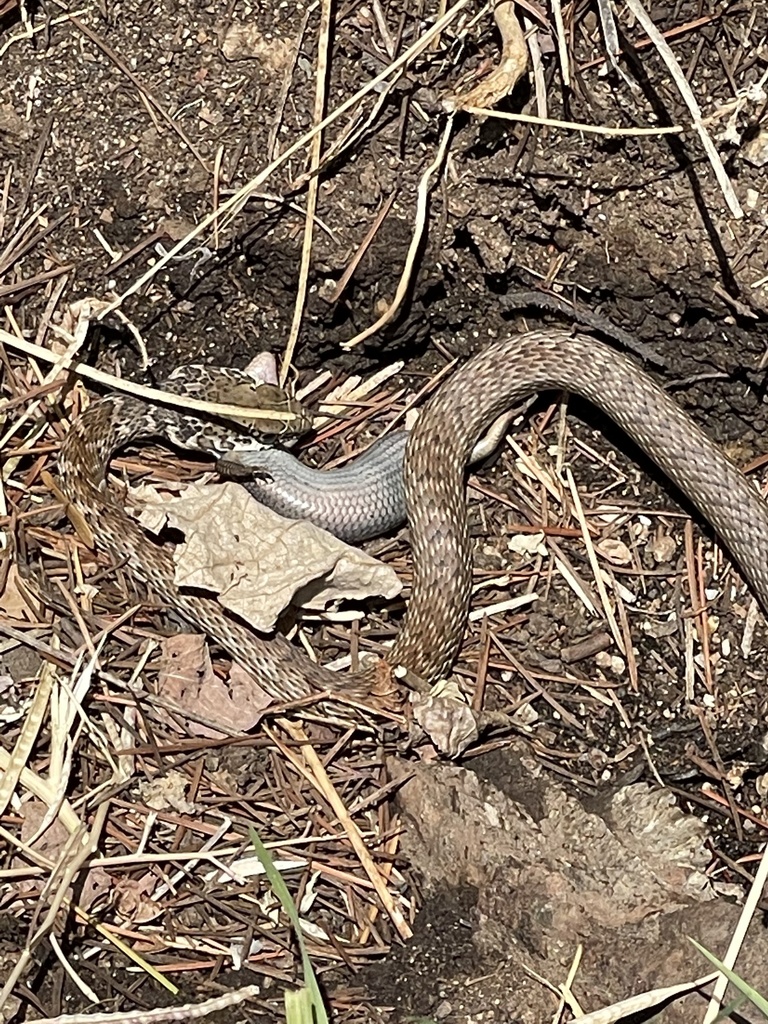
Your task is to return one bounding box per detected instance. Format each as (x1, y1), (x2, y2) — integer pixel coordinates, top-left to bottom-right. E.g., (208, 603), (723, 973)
(58, 329), (768, 702)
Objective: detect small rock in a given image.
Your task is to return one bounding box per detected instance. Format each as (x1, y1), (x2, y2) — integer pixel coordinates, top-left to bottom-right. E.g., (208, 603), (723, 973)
(742, 128), (768, 168)
(647, 532), (676, 564)
(466, 217), (512, 273)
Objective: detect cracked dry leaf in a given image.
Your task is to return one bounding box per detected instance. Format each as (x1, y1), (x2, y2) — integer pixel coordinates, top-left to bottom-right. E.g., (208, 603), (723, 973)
(411, 682), (479, 758)
(508, 530), (547, 558)
(141, 480), (401, 632)
(138, 768), (198, 814)
(595, 537), (632, 565)
(220, 22), (293, 68)
(132, 479), (185, 534)
(13, 800), (109, 910)
(114, 873), (163, 925)
(647, 531), (677, 564)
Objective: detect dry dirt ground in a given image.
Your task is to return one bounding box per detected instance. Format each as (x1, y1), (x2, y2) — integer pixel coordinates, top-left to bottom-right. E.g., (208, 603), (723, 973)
(3, 0), (768, 1022)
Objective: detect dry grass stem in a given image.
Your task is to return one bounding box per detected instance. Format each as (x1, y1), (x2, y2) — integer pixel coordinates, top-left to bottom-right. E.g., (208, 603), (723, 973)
(623, 0), (743, 218)
(280, 0), (333, 385)
(340, 116), (455, 350)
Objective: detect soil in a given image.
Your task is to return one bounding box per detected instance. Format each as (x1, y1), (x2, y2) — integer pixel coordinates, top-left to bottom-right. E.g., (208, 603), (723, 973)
(3, 0), (768, 1022)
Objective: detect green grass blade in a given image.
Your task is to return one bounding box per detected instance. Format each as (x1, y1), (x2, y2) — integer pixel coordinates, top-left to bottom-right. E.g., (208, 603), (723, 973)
(688, 938), (768, 1019)
(248, 827), (328, 1024)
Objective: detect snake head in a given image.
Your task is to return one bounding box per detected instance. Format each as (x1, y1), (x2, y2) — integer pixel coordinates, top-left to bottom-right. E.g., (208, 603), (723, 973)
(212, 380), (313, 438)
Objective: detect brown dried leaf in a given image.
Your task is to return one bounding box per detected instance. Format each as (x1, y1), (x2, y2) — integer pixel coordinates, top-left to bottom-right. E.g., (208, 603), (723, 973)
(12, 800), (69, 894)
(19, 799), (68, 853)
(220, 22), (293, 68)
(411, 683), (479, 758)
(156, 633), (271, 737)
(595, 537), (632, 565)
(12, 801), (111, 909)
(0, 564), (42, 621)
(78, 865), (114, 913)
(114, 873), (163, 924)
(138, 769), (197, 814)
(647, 532), (677, 564)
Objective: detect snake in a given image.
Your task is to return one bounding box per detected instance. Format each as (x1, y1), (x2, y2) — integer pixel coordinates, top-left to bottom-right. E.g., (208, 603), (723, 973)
(217, 411), (518, 542)
(218, 430), (409, 543)
(58, 329), (768, 704)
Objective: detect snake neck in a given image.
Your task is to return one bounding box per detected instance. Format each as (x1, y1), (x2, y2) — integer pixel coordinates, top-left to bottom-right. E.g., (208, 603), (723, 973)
(57, 393), (192, 501)
(58, 392), (270, 500)
(59, 395), (167, 499)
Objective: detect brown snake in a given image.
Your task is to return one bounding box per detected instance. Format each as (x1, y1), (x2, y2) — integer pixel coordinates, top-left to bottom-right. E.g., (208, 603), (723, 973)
(58, 329), (768, 702)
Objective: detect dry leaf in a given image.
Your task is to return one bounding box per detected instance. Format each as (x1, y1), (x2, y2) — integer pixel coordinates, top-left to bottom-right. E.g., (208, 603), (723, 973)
(19, 799), (69, 854)
(132, 479), (185, 534)
(508, 531), (547, 558)
(141, 480), (401, 632)
(12, 801), (70, 895)
(596, 537), (632, 565)
(13, 801), (112, 908)
(220, 23), (293, 68)
(114, 873), (163, 924)
(647, 532), (677, 564)
(78, 865), (114, 913)
(156, 634), (272, 738)
(138, 769), (197, 814)
(411, 682), (479, 758)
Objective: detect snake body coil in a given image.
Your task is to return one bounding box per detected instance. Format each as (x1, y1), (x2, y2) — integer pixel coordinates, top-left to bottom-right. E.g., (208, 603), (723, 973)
(59, 330), (768, 702)
(222, 430), (409, 543)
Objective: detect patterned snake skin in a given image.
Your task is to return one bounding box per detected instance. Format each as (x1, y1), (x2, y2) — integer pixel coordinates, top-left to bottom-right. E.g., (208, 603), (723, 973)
(58, 330), (768, 702)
